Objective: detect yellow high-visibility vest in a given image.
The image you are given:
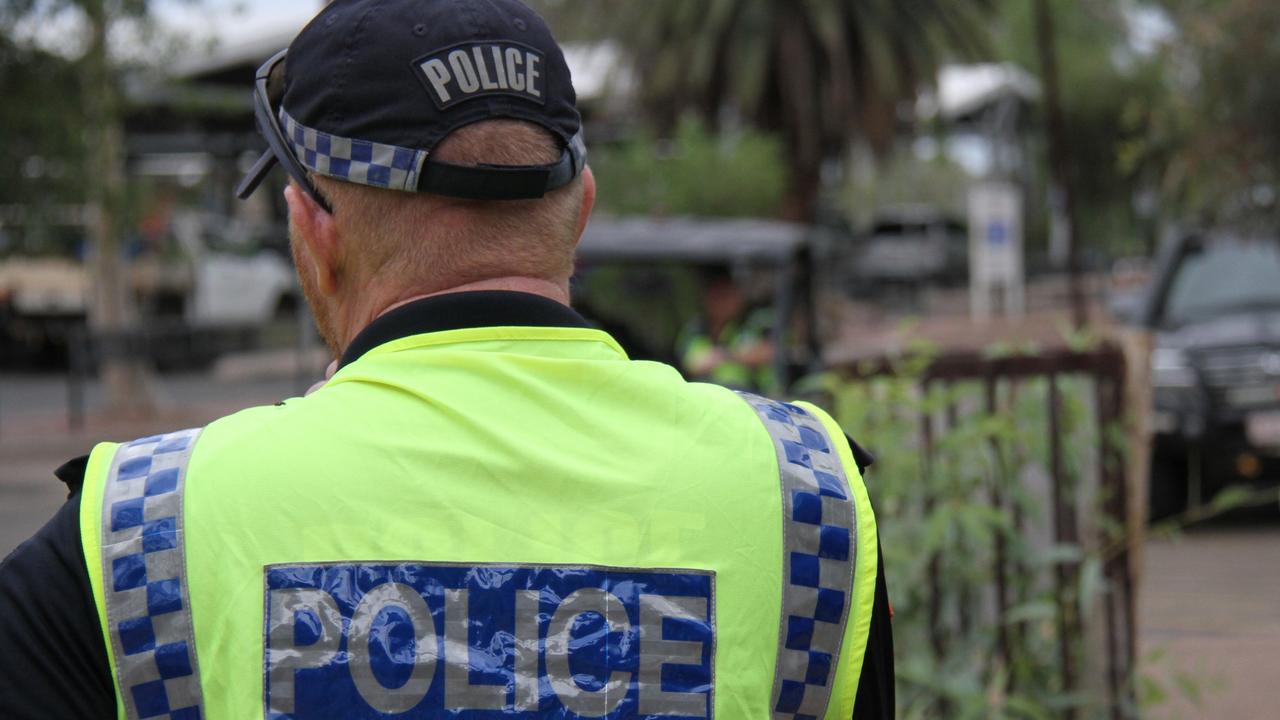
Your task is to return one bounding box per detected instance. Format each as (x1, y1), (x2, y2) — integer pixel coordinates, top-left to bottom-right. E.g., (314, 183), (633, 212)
(79, 324), (878, 719)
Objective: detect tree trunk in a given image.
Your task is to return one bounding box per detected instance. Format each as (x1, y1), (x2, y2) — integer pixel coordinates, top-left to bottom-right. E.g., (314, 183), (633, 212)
(1035, 0), (1088, 330)
(83, 0), (154, 417)
(773, 1), (824, 224)
(780, 164), (822, 223)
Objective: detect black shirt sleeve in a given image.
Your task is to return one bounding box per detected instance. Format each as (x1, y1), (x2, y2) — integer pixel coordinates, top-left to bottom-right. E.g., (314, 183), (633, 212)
(0, 491), (115, 718)
(843, 433), (894, 719)
(851, 540), (895, 719)
(54, 454), (90, 496)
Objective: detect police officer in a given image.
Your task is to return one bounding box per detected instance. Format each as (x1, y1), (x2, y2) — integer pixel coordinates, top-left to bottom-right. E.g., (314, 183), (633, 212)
(678, 266), (778, 394)
(0, 1), (893, 718)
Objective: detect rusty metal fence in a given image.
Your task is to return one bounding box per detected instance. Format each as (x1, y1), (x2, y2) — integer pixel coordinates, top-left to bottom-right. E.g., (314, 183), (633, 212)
(823, 343), (1138, 718)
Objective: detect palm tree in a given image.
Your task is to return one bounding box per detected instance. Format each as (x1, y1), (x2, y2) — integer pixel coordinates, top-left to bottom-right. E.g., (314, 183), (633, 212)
(542, 0), (995, 221)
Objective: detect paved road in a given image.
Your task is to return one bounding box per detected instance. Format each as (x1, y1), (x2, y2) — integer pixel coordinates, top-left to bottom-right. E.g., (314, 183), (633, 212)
(1140, 518), (1280, 719)
(0, 372), (301, 554)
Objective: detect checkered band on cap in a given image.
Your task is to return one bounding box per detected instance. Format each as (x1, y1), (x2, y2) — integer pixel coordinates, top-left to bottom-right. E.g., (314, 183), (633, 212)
(100, 429), (205, 720)
(279, 109), (429, 192)
(737, 393), (858, 720)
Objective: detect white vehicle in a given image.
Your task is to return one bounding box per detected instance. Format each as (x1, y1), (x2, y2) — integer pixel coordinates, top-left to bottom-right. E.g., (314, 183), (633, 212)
(0, 210), (300, 366)
(170, 212), (299, 327)
(852, 206), (969, 288)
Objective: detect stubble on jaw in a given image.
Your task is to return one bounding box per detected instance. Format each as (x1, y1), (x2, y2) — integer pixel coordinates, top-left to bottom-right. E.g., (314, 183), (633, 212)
(289, 223), (343, 359)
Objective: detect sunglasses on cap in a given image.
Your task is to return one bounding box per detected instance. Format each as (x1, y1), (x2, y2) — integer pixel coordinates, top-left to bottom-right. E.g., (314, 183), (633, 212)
(235, 50), (333, 214)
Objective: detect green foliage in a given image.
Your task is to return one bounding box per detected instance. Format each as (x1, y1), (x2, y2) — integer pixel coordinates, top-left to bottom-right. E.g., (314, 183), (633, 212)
(590, 118), (787, 218)
(843, 148), (974, 228)
(992, 0), (1169, 258)
(0, 35), (86, 209)
(537, 0), (996, 219)
(1132, 0), (1280, 226)
(573, 264), (699, 364)
(810, 357), (1131, 718)
(811, 348), (1272, 716)
(0, 0), (166, 256)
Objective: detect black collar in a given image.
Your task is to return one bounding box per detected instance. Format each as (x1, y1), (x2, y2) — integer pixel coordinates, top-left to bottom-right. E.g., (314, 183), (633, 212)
(338, 291), (591, 370)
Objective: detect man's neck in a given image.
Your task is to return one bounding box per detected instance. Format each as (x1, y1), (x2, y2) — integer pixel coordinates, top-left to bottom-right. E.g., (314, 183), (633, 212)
(337, 277), (570, 353)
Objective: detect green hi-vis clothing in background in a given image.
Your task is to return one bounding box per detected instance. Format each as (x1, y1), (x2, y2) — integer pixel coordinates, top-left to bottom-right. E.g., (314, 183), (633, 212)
(677, 308), (777, 394)
(78, 294), (878, 719)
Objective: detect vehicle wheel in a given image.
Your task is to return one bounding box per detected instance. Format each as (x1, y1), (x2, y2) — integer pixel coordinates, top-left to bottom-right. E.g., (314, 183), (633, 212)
(1149, 443), (1189, 522)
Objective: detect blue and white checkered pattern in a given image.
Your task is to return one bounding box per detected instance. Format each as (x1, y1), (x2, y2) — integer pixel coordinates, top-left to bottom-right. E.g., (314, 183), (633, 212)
(280, 109), (428, 192)
(101, 429), (205, 720)
(737, 393), (857, 720)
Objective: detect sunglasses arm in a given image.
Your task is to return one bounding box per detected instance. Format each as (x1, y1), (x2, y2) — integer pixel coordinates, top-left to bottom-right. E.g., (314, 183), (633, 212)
(235, 150), (278, 200)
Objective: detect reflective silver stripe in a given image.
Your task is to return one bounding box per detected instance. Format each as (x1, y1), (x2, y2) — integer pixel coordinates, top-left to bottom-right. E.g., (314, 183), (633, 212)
(99, 429), (205, 720)
(738, 393), (857, 720)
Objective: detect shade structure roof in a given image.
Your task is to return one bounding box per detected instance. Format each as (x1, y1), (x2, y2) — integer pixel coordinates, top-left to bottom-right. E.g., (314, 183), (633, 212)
(577, 216), (812, 266)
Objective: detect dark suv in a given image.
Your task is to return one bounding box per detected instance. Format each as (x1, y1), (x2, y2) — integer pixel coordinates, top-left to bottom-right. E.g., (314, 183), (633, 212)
(1143, 233), (1280, 519)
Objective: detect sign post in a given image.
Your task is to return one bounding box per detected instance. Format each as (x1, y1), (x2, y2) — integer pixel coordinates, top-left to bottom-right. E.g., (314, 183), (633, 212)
(969, 181), (1026, 320)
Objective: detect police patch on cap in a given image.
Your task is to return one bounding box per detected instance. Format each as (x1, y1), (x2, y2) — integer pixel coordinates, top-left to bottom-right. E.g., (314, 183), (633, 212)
(239, 0), (586, 202)
(414, 42), (547, 110)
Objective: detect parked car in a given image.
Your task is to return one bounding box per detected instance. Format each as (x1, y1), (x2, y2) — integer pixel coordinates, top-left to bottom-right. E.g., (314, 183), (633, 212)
(1142, 232), (1280, 519)
(168, 212), (299, 327)
(850, 207), (968, 290)
(0, 210), (299, 368)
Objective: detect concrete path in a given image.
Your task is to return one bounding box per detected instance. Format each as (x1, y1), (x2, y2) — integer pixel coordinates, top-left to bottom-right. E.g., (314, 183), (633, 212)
(1140, 521), (1280, 719)
(0, 372), (301, 555)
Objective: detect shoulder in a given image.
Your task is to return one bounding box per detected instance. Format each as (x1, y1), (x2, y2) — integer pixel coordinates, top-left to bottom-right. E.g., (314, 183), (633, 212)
(736, 395), (875, 476)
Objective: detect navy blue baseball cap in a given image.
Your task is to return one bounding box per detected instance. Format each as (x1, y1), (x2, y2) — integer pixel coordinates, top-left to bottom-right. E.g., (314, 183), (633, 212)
(236, 0), (587, 208)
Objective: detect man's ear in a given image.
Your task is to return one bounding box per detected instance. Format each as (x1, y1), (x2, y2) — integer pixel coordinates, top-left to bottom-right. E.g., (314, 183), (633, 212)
(285, 183), (341, 295)
(573, 166), (596, 247)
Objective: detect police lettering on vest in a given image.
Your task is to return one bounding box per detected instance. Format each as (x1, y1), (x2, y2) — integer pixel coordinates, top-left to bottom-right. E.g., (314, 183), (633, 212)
(414, 42), (545, 110)
(264, 563), (715, 719)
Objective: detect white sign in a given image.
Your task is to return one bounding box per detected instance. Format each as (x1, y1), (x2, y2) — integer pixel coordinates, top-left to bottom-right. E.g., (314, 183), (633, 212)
(969, 182), (1025, 319)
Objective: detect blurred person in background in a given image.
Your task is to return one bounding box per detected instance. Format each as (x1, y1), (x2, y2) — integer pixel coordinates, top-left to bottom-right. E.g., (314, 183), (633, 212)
(0, 1), (891, 718)
(678, 265), (778, 394)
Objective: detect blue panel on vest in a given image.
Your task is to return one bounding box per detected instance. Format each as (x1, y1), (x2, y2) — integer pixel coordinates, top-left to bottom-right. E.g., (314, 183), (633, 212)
(146, 578), (183, 616)
(814, 588), (845, 625)
(804, 651), (832, 686)
(113, 552), (148, 592)
(119, 616), (155, 656)
(813, 471), (847, 500)
(131, 678), (170, 717)
(156, 641), (195, 680)
(790, 553), (821, 588)
(796, 426), (829, 453)
(782, 440), (812, 469)
(144, 467), (180, 496)
(792, 492), (822, 525)
(118, 456), (153, 481)
(110, 497), (145, 531)
(785, 616), (814, 651)
(775, 679), (806, 713)
(818, 526), (850, 562)
(264, 563), (715, 719)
